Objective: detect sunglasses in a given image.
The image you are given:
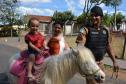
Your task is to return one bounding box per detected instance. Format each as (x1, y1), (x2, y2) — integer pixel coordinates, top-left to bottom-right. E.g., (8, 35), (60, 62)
(91, 14), (100, 17)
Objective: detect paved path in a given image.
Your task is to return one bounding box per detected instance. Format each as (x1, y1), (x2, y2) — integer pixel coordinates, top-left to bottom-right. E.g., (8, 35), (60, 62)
(0, 44), (19, 84)
(104, 57), (126, 70)
(68, 74), (126, 84)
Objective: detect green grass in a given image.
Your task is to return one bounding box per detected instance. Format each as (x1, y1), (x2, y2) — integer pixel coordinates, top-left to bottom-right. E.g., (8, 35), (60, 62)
(64, 34), (125, 59)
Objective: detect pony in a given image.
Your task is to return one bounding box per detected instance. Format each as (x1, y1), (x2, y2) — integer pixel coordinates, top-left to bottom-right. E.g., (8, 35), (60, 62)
(8, 47), (105, 84)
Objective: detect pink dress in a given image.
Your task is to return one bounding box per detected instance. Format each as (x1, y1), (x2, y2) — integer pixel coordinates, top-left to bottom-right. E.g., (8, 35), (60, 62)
(10, 49), (49, 84)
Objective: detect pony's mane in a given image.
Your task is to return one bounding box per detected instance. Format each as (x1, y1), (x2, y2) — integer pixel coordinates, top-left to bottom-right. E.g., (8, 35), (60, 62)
(44, 49), (73, 63)
(42, 49), (78, 83)
(42, 47), (95, 82)
(44, 47), (95, 69)
(77, 47), (95, 62)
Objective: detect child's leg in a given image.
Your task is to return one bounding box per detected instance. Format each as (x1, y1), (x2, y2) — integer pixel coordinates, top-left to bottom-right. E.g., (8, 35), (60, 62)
(28, 54), (35, 78)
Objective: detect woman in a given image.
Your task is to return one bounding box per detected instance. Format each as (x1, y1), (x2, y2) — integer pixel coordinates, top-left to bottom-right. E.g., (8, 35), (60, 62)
(47, 22), (70, 55)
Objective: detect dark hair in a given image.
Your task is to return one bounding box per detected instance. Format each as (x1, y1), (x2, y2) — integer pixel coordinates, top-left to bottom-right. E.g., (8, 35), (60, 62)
(28, 17), (39, 27)
(53, 21), (63, 28)
(90, 6), (103, 17)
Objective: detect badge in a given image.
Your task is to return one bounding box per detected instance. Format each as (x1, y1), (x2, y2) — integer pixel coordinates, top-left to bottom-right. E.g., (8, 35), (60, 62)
(103, 30), (106, 34)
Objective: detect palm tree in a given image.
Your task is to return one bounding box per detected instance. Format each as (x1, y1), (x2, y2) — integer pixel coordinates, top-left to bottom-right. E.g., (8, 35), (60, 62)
(103, 0), (122, 30)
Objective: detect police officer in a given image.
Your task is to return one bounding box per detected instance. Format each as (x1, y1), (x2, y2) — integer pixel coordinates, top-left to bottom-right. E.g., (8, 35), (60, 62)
(76, 6), (119, 84)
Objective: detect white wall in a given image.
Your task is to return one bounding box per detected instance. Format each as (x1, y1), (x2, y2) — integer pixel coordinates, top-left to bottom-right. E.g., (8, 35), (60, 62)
(120, 22), (126, 32)
(65, 25), (72, 35)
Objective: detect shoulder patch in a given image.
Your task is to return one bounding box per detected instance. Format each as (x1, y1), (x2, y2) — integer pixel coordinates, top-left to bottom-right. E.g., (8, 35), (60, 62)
(103, 30), (107, 34)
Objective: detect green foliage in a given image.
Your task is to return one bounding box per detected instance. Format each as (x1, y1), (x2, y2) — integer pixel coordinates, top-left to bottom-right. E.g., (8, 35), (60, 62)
(77, 13), (85, 24)
(0, 0), (21, 37)
(77, 12), (125, 28)
(77, 13), (90, 24)
(0, 26), (18, 37)
(102, 13), (112, 26)
(52, 11), (74, 24)
(111, 12), (125, 25)
(102, 0), (122, 7)
(0, 0), (20, 26)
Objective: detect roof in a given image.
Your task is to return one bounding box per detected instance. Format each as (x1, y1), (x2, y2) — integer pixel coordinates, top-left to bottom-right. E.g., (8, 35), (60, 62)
(26, 15), (52, 23)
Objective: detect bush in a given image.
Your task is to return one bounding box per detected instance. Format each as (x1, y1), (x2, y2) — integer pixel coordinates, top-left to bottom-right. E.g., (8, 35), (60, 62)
(0, 27), (18, 37)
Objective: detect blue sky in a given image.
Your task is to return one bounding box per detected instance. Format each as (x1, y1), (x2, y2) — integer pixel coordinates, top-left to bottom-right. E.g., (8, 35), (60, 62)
(18, 0), (126, 16)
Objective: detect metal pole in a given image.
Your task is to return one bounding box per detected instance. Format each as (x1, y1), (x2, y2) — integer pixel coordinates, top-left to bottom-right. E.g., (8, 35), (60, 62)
(114, 3), (117, 31)
(122, 37), (126, 59)
(11, 29), (12, 37)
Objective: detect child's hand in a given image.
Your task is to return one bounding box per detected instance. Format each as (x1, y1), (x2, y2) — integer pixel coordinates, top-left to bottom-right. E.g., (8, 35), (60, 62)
(37, 49), (42, 54)
(44, 51), (49, 56)
(40, 51), (49, 56)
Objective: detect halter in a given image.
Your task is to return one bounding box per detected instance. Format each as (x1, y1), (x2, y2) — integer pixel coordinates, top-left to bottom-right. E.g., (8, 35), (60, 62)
(81, 68), (100, 78)
(72, 48), (101, 77)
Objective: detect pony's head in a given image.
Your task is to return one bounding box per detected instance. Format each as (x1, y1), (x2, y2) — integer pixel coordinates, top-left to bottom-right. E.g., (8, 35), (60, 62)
(72, 47), (105, 83)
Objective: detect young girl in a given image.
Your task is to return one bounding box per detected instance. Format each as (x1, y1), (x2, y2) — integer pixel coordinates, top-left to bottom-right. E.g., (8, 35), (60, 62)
(25, 17), (47, 81)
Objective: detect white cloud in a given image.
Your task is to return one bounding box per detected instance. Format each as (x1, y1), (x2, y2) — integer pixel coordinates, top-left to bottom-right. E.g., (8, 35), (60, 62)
(17, 6), (54, 16)
(78, 0), (106, 8)
(78, 0), (86, 7)
(43, 9), (54, 16)
(117, 10), (126, 15)
(99, 3), (105, 8)
(109, 11), (114, 14)
(19, 0), (52, 3)
(103, 10), (108, 13)
(65, 0), (75, 12)
(107, 10), (126, 16)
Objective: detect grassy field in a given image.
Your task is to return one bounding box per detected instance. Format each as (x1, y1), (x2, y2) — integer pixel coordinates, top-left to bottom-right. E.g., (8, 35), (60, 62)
(64, 33), (126, 59)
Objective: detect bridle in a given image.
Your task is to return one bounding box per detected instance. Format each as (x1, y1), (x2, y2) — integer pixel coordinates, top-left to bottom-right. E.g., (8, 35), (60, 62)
(81, 68), (100, 78)
(71, 48), (101, 77)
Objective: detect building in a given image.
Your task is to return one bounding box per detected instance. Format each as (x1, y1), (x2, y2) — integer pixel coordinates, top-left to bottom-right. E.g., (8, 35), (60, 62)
(24, 15), (81, 36)
(120, 20), (126, 32)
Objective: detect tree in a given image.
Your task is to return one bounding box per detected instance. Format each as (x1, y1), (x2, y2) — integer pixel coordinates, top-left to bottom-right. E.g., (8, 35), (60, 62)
(102, 13), (112, 27)
(111, 12), (125, 30)
(52, 11), (74, 24)
(0, 0), (22, 37)
(83, 0), (103, 13)
(0, 0), (19, 26)
(103, 0), (122, 30)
